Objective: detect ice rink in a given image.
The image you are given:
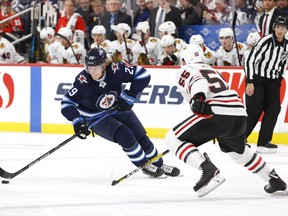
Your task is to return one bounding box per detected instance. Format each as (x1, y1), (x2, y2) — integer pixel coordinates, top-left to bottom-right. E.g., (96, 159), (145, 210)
(0, 132), (287, 216)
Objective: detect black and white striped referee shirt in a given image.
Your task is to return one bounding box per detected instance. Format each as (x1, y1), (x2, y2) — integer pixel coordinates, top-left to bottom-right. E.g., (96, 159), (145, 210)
(244, 33), (288, 83)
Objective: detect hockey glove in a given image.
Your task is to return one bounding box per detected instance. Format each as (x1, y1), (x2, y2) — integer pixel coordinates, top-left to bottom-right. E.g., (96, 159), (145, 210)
(191, 93), (213, 118)
(117, 90), (137, 112)
(72, 117), (91, 139)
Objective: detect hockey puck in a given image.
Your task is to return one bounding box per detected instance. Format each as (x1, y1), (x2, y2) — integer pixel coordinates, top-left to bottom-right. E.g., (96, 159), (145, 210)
(1, 180), (10, 184)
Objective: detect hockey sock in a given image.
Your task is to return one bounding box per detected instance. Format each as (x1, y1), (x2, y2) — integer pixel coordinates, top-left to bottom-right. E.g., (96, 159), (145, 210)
(123, 143), (148, 167)
(228, 146), (272, 182)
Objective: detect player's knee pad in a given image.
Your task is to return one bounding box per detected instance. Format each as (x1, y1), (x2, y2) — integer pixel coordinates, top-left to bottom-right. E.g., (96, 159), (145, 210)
(228, 146), (255, 165)
(165, 129), (182, 155)
(114, 125), (138, 149)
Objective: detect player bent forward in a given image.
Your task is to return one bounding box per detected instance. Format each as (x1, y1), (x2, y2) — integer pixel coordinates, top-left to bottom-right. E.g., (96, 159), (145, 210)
(164, 43), (287, 197)
(61, 47), (180, 178)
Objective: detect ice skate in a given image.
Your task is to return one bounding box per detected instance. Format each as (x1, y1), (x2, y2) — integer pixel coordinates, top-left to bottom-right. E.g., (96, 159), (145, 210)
(161, 164), (181, 177)
(142, 164), (164, 178)
(194, 153), (225, 197)
(264, 169), (287, 194)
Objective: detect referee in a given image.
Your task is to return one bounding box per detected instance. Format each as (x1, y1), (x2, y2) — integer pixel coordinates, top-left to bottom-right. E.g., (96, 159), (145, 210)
(244, 15), (288, 153)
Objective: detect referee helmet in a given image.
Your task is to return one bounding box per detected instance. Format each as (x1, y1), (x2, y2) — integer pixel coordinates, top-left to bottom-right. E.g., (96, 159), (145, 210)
(273, 15), (288, 29)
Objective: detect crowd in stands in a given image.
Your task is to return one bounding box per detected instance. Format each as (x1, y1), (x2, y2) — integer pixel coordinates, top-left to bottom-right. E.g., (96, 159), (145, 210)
(0, 0), (288, 65)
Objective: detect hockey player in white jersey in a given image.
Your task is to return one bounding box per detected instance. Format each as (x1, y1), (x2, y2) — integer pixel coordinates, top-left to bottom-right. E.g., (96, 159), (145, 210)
(131, 21), (160, 65)
(164, 43), (287, 197)
(189, 34), (217, 66)
(57, 27), (86, 64)
(243, 32), (260, 61)
(40, 27), (63, 64)
(216, 27), (246, 66)
(0, 32), (25, 63)
(158, 34), (179, 65)
(90, 25), (111, 54)
(108, 23), (135, 64)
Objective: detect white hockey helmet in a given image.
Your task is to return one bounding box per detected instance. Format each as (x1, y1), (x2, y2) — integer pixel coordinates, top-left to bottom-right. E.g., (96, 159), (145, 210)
(40, 27), (55, 40)
(160, 34), (175, 47)
(246, 32), (260, 46)
(58, 27), (73, 39)
(136, 21), (150, 33)
(180, 43), (204, 65)
(92, 25), (106, 35)
(112, 23), (131, 37)
(158, 21), (176, 34)
(189, 34), (204, 45)
(219, 27), (234, 39)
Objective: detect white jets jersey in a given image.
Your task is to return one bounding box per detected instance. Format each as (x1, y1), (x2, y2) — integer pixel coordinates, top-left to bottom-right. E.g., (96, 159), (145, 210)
(62, 42), (86, 64)
(108, 38), (135, 63)
(176, 63), (247, 116)
(44, 40), (63, 64)
(216, 42), (246, 66)
(0, 37), (25, 63)
(91, 39), (111, 54)
(132, 37), (160, 65)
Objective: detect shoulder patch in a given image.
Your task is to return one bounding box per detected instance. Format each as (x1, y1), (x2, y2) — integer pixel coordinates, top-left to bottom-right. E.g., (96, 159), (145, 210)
(204, 52), (212, 58)
(0, 43), (5, 48)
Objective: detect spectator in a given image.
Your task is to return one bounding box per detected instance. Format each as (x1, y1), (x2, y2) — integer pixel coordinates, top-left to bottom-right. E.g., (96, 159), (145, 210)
(145, 0), (155, 10)
(100, 0), (132, 41)
(86, 0), (106, 38)
(235, 0), (258, 24)
(133, 0), (150, 32)
(0, 0), (24, 39)
(182, 0), (209, 25)
(39, 26), (63, 64)
(57, 27), (86, 64)
(259, 0), (282, 36)
(149, 0), (182, 38)
(75, 0), (93, 23)
(0, 31), (25, 63)
(55, 0), (86, 33)
(216, 27), (246, 66)
(203, 0), (231, 25)
(277, 0), (288, 15)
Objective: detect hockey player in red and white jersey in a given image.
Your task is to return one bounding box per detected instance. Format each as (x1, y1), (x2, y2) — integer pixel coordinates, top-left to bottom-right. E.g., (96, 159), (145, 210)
(164, 43), (287, 197)
(243, 32), (260, 62)
(131, 21), (160, 65)
(216, 27), (246, 66)
(189, 34), (217, 66)
(90, 25), (111, 54)
(108, 23), (135, 64)
(40, 27), (63, 64)
(0, 32), (25, 63)
(57, 27), (86, 64)
(157, 34), (179, 65)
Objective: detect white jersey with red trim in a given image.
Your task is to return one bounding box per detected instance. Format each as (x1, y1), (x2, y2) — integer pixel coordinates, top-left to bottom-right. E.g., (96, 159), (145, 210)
(176, 63), (247, 116)
(0, 37), (25, 63)
(62, 42), (86, 64)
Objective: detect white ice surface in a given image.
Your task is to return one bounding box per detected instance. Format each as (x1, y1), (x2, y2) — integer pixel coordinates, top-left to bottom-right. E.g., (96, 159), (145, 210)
(0, 132), (287, 216)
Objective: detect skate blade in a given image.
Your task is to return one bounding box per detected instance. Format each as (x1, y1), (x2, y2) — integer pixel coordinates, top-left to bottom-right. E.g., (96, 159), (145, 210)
(197, 174), (225, 198)
(147, 174), (167, 179)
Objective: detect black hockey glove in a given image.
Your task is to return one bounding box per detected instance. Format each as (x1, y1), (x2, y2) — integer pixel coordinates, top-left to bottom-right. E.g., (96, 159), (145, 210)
(117, 90), (137, 112)
(191, 93), (213, 117)
(72, 117), (91, 139)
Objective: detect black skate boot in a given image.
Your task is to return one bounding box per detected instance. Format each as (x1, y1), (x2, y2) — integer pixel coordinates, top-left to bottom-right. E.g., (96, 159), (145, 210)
(264, 169), (287, 194)
(142, 164), (164, 178)
(194, 153), (225, 197)
(161, 164), (180, 177)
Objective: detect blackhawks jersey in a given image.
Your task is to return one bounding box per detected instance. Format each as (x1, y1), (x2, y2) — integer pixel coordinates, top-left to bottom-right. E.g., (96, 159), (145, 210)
(176, 63), (247, 116)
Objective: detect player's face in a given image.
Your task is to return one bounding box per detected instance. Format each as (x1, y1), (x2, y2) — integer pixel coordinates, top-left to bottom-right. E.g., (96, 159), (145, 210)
(219, 36), (233, 50)
(93, 34), (105, 44)
(274, 24), (288, 42)
(88, 65), (105, 80)
(163, 45), (174, 55)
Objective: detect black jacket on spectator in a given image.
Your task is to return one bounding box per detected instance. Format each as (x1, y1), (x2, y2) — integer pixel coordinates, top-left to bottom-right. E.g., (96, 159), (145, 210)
(148, 6), (182, 37)
(100, 11), (132, 41)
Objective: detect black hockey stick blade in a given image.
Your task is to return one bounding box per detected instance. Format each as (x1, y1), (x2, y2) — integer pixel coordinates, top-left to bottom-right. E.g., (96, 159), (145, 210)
(111, 149), (170, 186)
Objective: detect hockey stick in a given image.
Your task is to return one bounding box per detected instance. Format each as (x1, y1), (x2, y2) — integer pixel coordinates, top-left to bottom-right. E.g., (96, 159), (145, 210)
(55, 32), (80, 64)
(232, 11), (241, 66)
(111, 149), (170, 186)
(0, 108), (118, 180)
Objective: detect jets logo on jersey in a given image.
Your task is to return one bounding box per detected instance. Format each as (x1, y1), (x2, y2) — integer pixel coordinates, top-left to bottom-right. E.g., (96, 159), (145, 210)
(78, 74), (88, 84)
(111, 62), (119, 73)
(96, 91), (117, 109)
